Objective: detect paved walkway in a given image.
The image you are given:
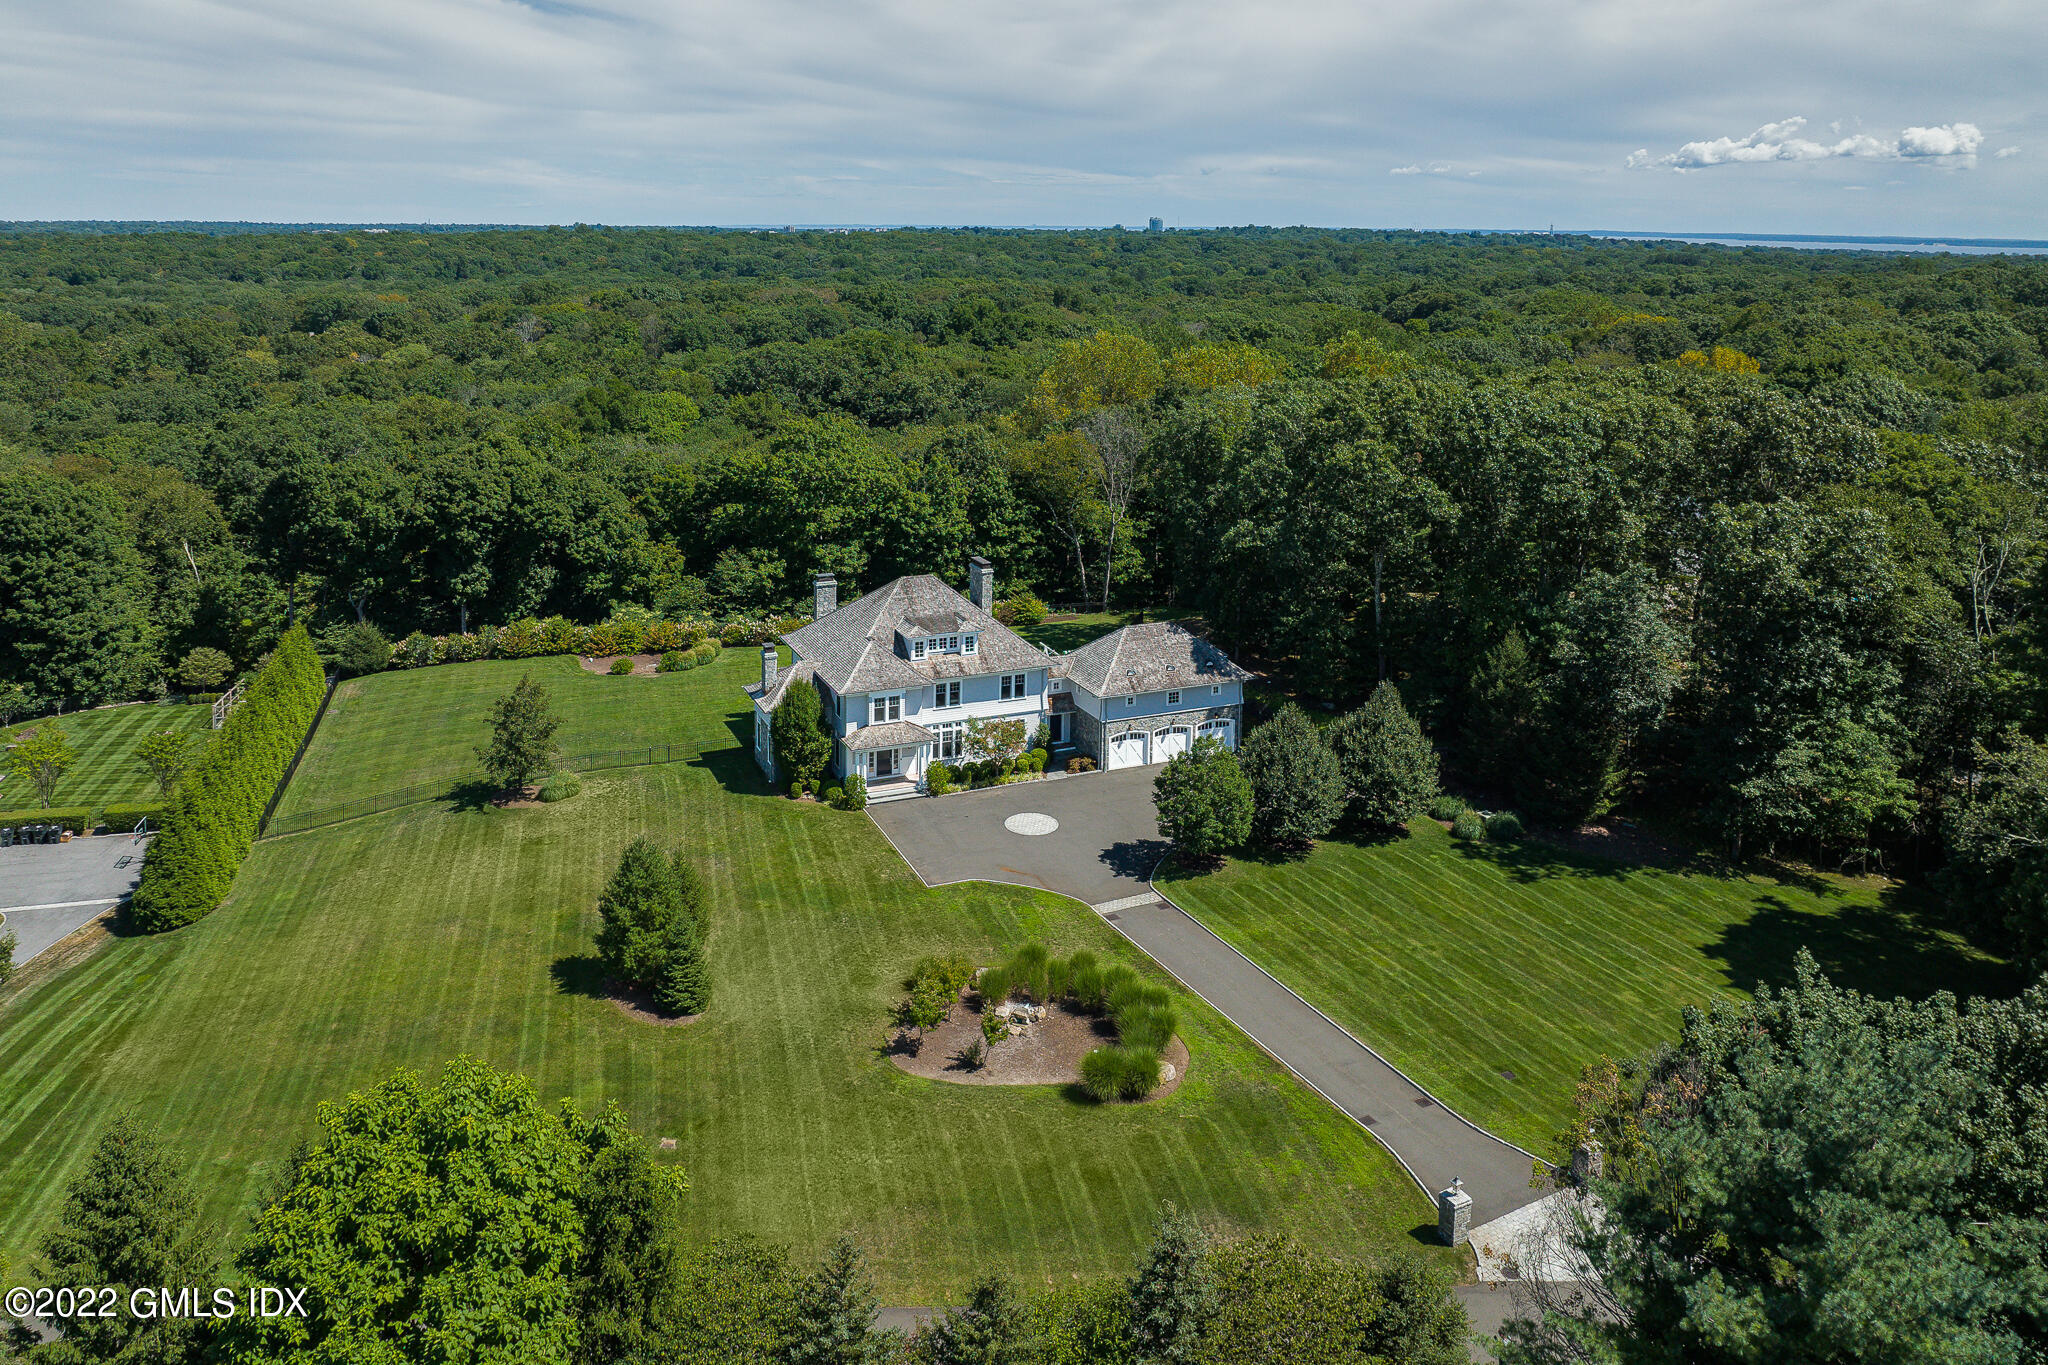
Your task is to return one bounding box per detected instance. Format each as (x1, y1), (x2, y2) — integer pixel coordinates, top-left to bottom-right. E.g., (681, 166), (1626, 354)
(0, 834), (150, 962)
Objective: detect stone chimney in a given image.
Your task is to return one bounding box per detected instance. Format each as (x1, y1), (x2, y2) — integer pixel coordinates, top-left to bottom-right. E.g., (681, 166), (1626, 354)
(760, 645), (778, 693)
(813, 571), (837, 620)
(967, 556), (995, 612)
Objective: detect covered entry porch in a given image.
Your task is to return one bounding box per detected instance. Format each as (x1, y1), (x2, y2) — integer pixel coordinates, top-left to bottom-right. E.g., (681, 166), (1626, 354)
(841, 719), (936, 801)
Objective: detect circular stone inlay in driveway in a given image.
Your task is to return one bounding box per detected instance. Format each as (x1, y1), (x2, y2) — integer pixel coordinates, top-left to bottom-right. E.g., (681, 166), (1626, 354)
(1004, 812), (1059, 836)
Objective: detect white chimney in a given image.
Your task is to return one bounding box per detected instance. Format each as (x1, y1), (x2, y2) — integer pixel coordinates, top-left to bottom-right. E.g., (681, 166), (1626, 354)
(813, 571), (837, 620)
(761, 645), (778, 693)
(967, 556), (995, 612)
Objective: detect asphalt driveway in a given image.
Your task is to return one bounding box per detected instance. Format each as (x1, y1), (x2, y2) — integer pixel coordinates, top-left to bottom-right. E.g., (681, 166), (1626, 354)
(868, 769), (1550, 1229)
(868, 766), (1167, 906)
(0, 833), (150, 963)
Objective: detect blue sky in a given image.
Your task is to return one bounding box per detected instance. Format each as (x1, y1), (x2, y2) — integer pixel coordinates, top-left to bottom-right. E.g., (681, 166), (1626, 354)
(1, 0), (2036, 235)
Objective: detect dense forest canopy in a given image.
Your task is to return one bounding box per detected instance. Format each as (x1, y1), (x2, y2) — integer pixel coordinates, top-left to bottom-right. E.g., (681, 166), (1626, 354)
(2, 225), (2045, 955)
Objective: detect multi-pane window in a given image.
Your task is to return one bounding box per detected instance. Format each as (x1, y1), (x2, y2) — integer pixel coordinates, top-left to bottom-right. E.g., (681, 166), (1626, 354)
(932, 722), (965, 761)
(870, 694), (902, 724)
(1167, 690), (1180, 706)
(1125, 695), (1137, 708)
(964, 634), (979, 655)
(935, 681), (961, 707)
(1000, 673), (1028, 701)
(1211, 685), (1221, 696)
(911, 639), (927, 659)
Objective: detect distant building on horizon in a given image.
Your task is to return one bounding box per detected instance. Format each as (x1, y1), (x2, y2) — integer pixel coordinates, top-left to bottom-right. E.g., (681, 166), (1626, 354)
(1148, 217), (1164, 233)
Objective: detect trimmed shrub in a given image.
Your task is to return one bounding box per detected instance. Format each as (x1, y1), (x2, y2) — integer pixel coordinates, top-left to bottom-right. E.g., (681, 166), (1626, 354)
(1485, 810), (1524, 841)
(1451, 810), (1486, 842)
(926, 762), (953, 795)
(0, 806), (92, 835)
(824, 786), (843, 806)
(658, 650), (694, 673)
(837, 772), (868, 810)
(1426, 794), (1468, 822)
(1029, 747), (1049, 771)
(607, 657), (635, 676)
(129, 624), (326, 931)
(185, 692), (223, 706)
(693, 640), (719, 664)
(790, 780), (804, 800)
(98, 801), (168, 833)
(993, 592), (1048, 628)
(332, 622), (391, 677)
(538, 773), (582, 803)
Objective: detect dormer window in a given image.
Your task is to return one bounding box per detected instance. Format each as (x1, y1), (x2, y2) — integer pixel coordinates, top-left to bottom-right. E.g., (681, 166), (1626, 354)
(964, 634), (978, 655)
(911, 639), (927, 660)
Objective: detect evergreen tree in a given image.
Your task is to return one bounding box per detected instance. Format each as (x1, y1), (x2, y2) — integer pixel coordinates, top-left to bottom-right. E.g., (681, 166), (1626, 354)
(1236, 705), (1344, 850)
(1327, 680), (1439, 829)
(916, 1273), (1027, 1365)
(1126, 1204), (1215, 1365)
(575, 1136), (683, 1365)
(771, 677), (833, 787)
(477, 673), (560, 793)
(787, 1235), (889, 1365)
(1462, 631), (1541, 796)
(654, 914), (711, 1016)
(10, 1115), (218, 1363)
(1151, 737), (1254, 861)
(596, 839), (710, 1015)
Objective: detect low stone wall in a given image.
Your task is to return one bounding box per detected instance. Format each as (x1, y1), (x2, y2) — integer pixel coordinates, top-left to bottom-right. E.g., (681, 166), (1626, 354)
(1073, 704), (1239, 763)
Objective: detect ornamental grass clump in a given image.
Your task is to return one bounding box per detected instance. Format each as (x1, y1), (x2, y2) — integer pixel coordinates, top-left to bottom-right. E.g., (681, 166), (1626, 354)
(1451, 810), (1486, 842)
(1485, 810), (1524, 841)
(980, 945), (1177, 1100)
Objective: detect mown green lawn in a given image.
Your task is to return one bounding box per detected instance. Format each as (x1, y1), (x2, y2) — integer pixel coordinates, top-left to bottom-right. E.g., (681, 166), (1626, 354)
(1159, 821), (2018, 1155)
(3, 703), (211, 814)
(277, 655), (731, 818)
(1016, 611), (1145, 654)
(0, 653), (1444, 1300)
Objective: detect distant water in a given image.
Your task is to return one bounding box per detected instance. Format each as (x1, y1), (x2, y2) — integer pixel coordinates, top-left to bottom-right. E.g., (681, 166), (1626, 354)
(1578, 230), (2048, 257)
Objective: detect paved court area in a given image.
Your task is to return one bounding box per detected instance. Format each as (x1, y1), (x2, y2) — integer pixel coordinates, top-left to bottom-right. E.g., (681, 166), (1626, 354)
(0, 834), (150, 963)
(868, 771), (1548, 1227)
(867, 766), (1167, 905)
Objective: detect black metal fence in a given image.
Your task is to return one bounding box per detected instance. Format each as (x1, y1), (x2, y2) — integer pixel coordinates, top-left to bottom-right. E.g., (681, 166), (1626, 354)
(259, 743), (686, 839)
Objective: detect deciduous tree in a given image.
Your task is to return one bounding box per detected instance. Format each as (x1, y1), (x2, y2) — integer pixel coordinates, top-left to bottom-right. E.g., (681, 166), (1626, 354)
(1236, 706), (1344, 850)
(477, 673), (559, 793)
(1151, 737), (1254, 861)
(6, 719), (75, 809)
(133, 727), (192, 799)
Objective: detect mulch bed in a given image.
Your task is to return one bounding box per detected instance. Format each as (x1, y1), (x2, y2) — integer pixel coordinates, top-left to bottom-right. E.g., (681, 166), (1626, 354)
(888, 995), (1189, 1101)
(604, 979), (702, 1028)
(577, 653), (661, 676)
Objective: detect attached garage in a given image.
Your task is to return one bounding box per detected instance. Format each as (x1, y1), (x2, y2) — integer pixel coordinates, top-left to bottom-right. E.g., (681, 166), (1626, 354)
(1107, 730), (1150, 770)
(1151, 725), (1193, 763)
(1196, 719), (1236, 750)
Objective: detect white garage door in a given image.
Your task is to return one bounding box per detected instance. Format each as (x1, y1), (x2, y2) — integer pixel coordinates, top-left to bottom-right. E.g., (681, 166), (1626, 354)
(1197, 719), (1235, 750)
(1152, 726), (1192, 763)
(1108, 731), (1150, 770)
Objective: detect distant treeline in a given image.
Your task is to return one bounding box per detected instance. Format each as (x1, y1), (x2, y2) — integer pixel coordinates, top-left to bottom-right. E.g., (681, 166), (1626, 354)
(0, 226), (2044, 958)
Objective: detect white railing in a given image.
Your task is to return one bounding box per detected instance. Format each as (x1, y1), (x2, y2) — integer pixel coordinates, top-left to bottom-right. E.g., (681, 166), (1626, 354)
(211, 679), (246, 729)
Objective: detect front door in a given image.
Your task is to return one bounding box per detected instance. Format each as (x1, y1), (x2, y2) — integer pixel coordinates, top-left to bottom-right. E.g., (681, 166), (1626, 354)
(1048, 713), (1068, 744)
(873, 748), (898, 778)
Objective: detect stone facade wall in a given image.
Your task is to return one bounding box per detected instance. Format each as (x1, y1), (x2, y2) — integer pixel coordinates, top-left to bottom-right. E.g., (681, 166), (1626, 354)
(1072, 703), (1240, 763)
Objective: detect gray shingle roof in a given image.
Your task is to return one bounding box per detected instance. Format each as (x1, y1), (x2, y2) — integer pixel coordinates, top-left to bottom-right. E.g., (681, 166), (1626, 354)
(1059, 621), (1253, 696)
(781, 575), (1051, 694)
(745, 659), (817, 711)
(842, 720), (937, 751)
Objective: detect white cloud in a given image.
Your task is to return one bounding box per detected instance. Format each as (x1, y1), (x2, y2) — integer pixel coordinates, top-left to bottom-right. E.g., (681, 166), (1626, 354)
(1631, 117), (1987, 170)
(1389, 165), (1424, 175)
(1995, 145), (2022, 158)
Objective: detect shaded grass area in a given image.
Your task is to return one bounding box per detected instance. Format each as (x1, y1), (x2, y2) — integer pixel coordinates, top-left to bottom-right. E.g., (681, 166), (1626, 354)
(1016, 612), (1145, 655)
(276, 656), (728, 818)
(0, 655), (1444, 1301)
(1158, 821), (2019, 1156)
(3, 704), (211, 812)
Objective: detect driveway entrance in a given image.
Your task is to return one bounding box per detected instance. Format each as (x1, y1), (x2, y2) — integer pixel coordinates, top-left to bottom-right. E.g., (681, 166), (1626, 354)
(867, 766), (1166, 906)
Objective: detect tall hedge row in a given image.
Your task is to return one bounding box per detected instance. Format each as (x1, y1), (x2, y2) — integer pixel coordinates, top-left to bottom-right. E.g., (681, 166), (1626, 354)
(129, 625), (327, 932)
